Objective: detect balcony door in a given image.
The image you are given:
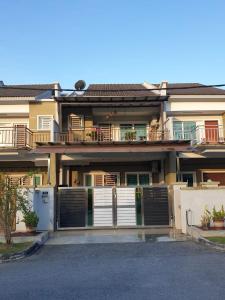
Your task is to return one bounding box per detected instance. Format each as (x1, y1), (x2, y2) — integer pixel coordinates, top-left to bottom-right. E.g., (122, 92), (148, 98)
(0, 123), (12, 146)
(205, 120), (219, 143)
(120, 124), (147, 141)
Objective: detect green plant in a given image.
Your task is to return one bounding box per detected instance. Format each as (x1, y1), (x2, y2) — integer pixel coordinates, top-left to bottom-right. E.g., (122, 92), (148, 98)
(212, 206), (225, 221)
(0, 174), (29, 245)
(125, 131), (136, 141)
(23, 211), (39, 228)
(200, 208), (211, 229)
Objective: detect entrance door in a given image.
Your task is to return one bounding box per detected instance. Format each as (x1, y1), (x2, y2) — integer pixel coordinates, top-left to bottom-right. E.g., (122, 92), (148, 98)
(205, 121), (219, 143)
(116, 188), (136, 226)
(93, 188), (113, 226)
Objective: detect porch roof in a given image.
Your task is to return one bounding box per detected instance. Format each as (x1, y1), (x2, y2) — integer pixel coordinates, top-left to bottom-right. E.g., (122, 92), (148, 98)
(32, 140), (192, 154)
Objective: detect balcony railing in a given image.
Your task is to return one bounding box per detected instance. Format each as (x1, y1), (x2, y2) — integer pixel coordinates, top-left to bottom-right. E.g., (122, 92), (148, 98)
(52, 127), (171, 143)
(0, 126), (33, 149)
(1, 125), (224, 149)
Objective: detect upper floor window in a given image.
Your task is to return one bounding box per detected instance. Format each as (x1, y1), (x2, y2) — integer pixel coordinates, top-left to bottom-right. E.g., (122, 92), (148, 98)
(69, 114), (84, 130)
(173, 121), (196, 140)
(38, 116), (53, 130)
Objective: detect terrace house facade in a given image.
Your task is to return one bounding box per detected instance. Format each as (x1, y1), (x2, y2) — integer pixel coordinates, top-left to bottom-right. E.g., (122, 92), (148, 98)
(0, 80), (225, 230)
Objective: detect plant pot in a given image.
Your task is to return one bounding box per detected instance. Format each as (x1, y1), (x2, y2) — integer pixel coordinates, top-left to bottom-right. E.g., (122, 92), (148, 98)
(26, 226), (37, 233)
(213, 220), (224, 230)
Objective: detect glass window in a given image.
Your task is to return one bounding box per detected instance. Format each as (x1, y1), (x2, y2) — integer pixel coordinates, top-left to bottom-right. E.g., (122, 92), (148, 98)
(181, 173), (194, 187)
(134, 124), (147, 141)
(173, 121), (196, 140)
(127, 174), (138, 186)
(33, 175), (41, 186)
(85, 174), (92, 186)
(120, 124), (133, 141)
(139, 174), (150, 186)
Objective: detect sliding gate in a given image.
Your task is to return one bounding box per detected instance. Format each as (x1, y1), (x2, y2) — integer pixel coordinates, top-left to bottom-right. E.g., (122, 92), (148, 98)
(57, 186), (169, 228)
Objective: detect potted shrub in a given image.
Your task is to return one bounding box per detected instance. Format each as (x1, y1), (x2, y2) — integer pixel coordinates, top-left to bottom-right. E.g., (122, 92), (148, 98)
(23, 211), (39, 232)
(200, 208), (211, 230)
(125, 131), (136, 141)
(212, 206), (225, 229)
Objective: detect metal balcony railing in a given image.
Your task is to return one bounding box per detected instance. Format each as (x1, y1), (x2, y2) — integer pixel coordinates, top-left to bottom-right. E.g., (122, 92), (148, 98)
(0, 126), (33, 148)
(52, 127), (171, 143)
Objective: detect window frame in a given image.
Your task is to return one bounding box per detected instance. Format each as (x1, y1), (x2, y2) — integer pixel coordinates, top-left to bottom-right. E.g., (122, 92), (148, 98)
(173, 120), (196, 140)
(125, 172), (152, 186)
(83, 172), (120, 187)
(37, 115), (53, 131)
(179, 171), (197, 187)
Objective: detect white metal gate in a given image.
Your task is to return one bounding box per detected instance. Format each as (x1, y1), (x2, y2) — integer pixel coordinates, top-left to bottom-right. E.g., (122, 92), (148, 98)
(93, 188), (113, 226)
(116, 188), (136, 226)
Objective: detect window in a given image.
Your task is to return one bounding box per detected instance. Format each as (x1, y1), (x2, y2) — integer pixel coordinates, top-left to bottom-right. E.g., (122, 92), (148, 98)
(173, 121), (196, 140)
(33, 175), (42, 186)
(84, 173), (120, 186)
(120, 124), (147, 141)
(7, 175), (31, 186)
(69, 114), (84, 130)
(179, 172), (196, 187)
(126, 173), (151, 186)
(38, 116), (53, 130)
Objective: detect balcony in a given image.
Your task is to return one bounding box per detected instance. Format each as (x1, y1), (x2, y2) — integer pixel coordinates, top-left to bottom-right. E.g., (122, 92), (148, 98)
(2, 124), (223, 150)
(0, 126), (33, 149)
(52, 126), (171, 143)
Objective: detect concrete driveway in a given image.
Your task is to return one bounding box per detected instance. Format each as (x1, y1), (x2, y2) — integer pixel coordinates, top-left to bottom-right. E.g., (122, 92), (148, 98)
(0, 241), (225, 300)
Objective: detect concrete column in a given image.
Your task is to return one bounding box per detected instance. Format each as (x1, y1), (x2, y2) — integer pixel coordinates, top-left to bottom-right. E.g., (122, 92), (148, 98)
(165, 151), (177, 184)
(49, 153), (57, 187)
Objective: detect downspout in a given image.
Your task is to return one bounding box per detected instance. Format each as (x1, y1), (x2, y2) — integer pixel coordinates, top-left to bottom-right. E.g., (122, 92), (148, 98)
(47, 154), (51, 185)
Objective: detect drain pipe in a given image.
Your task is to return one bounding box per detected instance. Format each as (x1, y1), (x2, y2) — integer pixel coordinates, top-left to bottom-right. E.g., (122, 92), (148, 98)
(186, 209), (193, 238)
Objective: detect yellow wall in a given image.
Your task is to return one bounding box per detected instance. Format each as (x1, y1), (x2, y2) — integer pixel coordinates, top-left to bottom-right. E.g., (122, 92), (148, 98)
(29, 101), (58, 131)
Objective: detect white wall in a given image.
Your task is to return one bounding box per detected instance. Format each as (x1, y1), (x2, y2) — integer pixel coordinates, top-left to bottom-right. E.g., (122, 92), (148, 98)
(0, 104), (29, 114)
(16, 187), (55, 232)
(173, 186), (225, 233)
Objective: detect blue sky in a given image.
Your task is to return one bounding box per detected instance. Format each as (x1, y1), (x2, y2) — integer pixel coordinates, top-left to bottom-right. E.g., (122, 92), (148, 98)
(1, 0), (225, 88)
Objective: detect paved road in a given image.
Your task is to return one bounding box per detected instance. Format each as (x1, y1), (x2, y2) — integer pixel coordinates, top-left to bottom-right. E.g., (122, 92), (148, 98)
(0, 241), (225, 300)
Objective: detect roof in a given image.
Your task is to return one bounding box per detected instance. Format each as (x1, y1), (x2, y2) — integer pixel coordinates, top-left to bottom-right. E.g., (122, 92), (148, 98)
(0, 83), (56, 97)
(164, 83), (225, 95)
(83, 83), (158, 97)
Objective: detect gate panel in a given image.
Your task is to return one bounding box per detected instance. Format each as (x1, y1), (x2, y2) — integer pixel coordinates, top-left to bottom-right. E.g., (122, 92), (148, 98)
(93, 188), (113, 226)
(143, 187), (169, 225)
(116, 188), (136, 226)
(59, 188), (86, 228)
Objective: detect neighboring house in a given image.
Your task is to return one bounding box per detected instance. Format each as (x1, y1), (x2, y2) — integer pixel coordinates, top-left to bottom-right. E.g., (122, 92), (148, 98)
(1, 80), (225, 230)
(0, 81), (60, 187)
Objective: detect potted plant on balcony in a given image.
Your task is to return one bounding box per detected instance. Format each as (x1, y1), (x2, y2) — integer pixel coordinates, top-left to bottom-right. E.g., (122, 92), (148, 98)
(212, 206), (225, 229)
(125, 131), (136, 141)
(23, 211), (39, 232)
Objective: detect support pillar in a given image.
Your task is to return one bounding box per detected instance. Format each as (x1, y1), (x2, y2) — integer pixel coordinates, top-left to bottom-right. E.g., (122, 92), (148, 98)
(165, 151), (177, 184)
(48, 153), (58, 187)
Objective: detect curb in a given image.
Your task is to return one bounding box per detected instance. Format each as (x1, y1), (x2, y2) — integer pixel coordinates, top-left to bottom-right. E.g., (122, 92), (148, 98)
(187, 226), (225, 251)
(197, 236), (225, 251)
(0, 231), (49, 263)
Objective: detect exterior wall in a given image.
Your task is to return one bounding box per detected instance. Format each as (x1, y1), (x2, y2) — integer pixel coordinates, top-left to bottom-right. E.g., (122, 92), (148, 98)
(29, 101), (58, 131)
(173, 186), (225, 233)
(0, 104), (29, 114)
(69, 161), (162, 186)
(166, 96), (225, 113)
(16, 187), (55, 232)
(0, 164), (48, 186)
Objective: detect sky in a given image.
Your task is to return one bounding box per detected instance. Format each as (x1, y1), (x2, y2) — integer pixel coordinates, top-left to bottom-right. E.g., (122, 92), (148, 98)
(1, 0), (225, 89)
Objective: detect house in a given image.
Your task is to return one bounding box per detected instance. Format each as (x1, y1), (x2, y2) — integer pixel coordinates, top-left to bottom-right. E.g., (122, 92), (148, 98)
(0, 80), (225, 230)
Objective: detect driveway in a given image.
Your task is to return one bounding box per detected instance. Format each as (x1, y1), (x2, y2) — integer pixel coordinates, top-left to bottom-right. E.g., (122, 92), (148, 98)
(0, 241), (225, 300)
